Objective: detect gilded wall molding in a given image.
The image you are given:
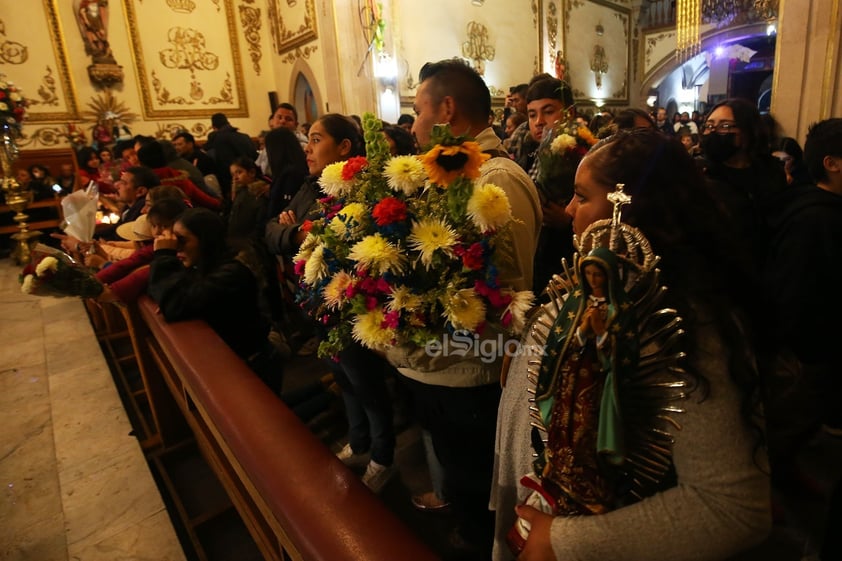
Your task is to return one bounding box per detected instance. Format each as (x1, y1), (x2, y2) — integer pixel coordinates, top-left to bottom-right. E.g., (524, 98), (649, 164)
(124, 0), (248, 119)
(238, 3), (262, 75)
(155, 121), (212, 140)
(268, 0), (317, 55)
(462, 22), (495, 76)
(16, 126), (70, 147)
(0, 20), (28, 64)
(280, 45), (318, 65)
(17, 0), (80, 122)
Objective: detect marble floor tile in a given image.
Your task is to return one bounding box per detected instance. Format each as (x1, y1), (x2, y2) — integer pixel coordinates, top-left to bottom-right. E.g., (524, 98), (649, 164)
(60, 447), (168, 551)
(66, 509), (186, 561)
(0, 511), (68, 561)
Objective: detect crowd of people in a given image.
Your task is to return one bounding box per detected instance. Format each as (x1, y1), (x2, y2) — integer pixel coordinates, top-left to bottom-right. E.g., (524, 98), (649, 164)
(12, 58), (841, 561)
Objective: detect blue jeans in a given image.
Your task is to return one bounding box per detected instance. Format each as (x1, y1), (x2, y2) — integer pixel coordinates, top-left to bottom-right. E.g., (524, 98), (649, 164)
(329, 343), (396, 466)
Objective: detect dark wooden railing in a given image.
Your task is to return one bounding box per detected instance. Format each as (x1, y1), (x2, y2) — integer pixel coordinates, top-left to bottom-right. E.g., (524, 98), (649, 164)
(134, 296), (439, 561)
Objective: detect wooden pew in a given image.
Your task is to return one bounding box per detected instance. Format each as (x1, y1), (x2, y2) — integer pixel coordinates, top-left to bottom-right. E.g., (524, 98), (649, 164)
(136, 296), (439, 561)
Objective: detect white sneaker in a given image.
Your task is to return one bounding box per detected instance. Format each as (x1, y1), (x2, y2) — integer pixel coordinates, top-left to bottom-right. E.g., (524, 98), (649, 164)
(336, 443), (369, 468)
(362, 460), (396, 493)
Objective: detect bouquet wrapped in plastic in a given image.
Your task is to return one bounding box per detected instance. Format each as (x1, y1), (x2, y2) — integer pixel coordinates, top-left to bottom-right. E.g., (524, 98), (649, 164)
(535, 120), (598, 203)
(294, 113), (534, 358)
(60, 183), (99, 242)
(19, 244), (103, 298)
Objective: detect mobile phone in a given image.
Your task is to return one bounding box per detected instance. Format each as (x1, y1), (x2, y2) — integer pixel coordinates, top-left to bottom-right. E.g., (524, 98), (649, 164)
(52, 184), (62, 193)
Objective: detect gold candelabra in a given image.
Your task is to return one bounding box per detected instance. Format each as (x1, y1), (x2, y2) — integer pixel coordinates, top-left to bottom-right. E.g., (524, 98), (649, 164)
(1, 124), (39, 265)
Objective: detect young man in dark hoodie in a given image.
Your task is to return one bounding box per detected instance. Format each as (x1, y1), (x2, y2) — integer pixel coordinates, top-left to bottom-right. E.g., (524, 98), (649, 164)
(762, 118), (842, 559)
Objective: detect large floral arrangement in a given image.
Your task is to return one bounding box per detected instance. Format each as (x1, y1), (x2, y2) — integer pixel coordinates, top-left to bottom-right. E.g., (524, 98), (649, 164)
(20, 245), (103, 298)
(535, 120), (598, 202)
(0, 74), (27, 132)
(294, 112), (533, 358)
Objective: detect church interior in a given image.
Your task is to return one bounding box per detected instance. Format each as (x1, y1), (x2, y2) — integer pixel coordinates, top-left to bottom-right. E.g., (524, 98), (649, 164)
(2, 0), (841, 560)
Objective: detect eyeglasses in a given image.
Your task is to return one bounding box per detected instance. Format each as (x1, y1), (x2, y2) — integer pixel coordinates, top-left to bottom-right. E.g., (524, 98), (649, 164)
(702, 121), (738, 134)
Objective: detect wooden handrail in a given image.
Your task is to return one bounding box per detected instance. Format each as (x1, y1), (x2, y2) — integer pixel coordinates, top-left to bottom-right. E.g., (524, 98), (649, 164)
(137, 296), (439, 561)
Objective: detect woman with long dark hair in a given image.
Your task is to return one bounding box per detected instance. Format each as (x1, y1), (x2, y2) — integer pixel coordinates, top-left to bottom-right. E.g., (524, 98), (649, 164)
(264, 127), (309, 219)
(149, 207), (283, 393)
(492, 128), (770, 560)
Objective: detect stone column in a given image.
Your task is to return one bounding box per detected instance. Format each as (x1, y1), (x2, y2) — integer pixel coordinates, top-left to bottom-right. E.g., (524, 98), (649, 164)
(771, 0), (842, 142)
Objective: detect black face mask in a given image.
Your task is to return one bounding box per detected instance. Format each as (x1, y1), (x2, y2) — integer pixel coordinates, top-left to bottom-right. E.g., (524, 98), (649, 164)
(701, 133), (740, 163)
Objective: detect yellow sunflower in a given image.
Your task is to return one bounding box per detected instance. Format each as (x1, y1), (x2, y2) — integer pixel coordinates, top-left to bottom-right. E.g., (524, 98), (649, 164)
(421, 141), (490, 186)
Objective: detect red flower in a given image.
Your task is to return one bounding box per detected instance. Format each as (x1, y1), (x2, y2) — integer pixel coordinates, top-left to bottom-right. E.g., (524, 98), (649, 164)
(293, 260), (306, 276)
(456, 242), (485, 270)
(0, 91), (6, 100)
(371, 197), (407, 226)
(475, 280), (512, 308)
(300, 219), (313, 233)
(382, 310), (400, 329)
(341, 156), (368, 180)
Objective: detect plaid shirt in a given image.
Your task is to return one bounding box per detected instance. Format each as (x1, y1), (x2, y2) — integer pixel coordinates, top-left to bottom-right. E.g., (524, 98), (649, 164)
(507, 121), (539, 173)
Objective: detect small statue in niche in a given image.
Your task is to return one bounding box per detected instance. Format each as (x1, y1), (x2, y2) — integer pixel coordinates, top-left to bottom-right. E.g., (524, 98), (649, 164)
(74, 0), (124, 87)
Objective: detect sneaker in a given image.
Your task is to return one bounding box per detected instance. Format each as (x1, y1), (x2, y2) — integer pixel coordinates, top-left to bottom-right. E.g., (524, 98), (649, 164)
(336, 443), (369, 468)
(361, 460), (396, 493)
(411, 491), (450, 512)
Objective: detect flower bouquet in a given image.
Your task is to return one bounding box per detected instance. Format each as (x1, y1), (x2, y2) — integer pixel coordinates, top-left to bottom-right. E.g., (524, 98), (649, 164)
(535, 120), (598, 203)
(20, 244), (103, 298)
(294, 113), (533, 358)
(0, 73), (27, 132)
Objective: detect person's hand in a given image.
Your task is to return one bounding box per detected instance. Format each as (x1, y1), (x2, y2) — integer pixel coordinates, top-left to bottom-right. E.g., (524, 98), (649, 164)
(541, 200), (572, 228)
(279, 209), (298, 225)
(84, 253), (107, 269)
(96, 285), (118, 304)
(515, 505), (555, 561)
(50, 232), (88, 256)
(590, 307), (607, 336)
(154, 228), (178, 252)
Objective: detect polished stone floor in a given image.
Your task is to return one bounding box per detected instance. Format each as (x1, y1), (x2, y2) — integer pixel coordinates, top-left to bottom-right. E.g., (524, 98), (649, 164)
(0, 259), (184, 561)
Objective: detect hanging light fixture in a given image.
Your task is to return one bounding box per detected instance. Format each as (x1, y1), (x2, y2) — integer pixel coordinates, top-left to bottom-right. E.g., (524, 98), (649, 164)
(676, 0), (701, 61)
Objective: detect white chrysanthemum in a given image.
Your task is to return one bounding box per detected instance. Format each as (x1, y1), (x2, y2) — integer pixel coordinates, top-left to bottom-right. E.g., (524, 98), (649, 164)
(348, 234), (406, 275)
(20, 274), (35, 294)
(303, 244), (329, 285)
(550, 133), (577, 154)
(9, 92), (21, 102)
(383, 155), (427, 196)
(293, 232), (319, 262)
(386, 285), (423, 313)
(407, 218), (458, 269)
(35, 256), (59, 276)
(329, 202), (367, 237)
(323, 271), (353, 310)
(443, 288), (486, 332)
(503, 289), (534, 333)
(352, 308), (395, 348)
(318, 161), (353, 197)
(466, 183), (512, 232)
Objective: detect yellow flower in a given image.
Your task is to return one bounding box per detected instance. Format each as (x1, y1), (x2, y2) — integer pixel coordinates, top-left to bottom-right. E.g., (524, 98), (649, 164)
(421, 141), (489, 186)
(407, 218), (458, 269)
(349, 234), (406, 275)
(386, 285), (423, 312)
(352, 307), (395, 348)
(577, 125), (598, 146)
(550, 133), (577, 154)
(384, 155), (427, 195)
(293, 232), (319, 262)
(35, 256), (59, 276)
(323, 271), (353, 310)
(329, 202), (367, 237)
(20, 274), (34, 294)
(0, 102), (8, 112)
(466, 183), (512, 232)
(318, 161), (353, 197)
(443, 288), (486, 331)
(303, 244), (328, 284)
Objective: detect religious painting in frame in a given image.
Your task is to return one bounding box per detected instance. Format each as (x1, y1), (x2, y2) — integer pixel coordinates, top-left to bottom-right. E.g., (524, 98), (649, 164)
(1, 0), (80, 122)
(123, 0), (248, 119)
(268, 0), (318, 55)
(563, 0), (631, 105)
